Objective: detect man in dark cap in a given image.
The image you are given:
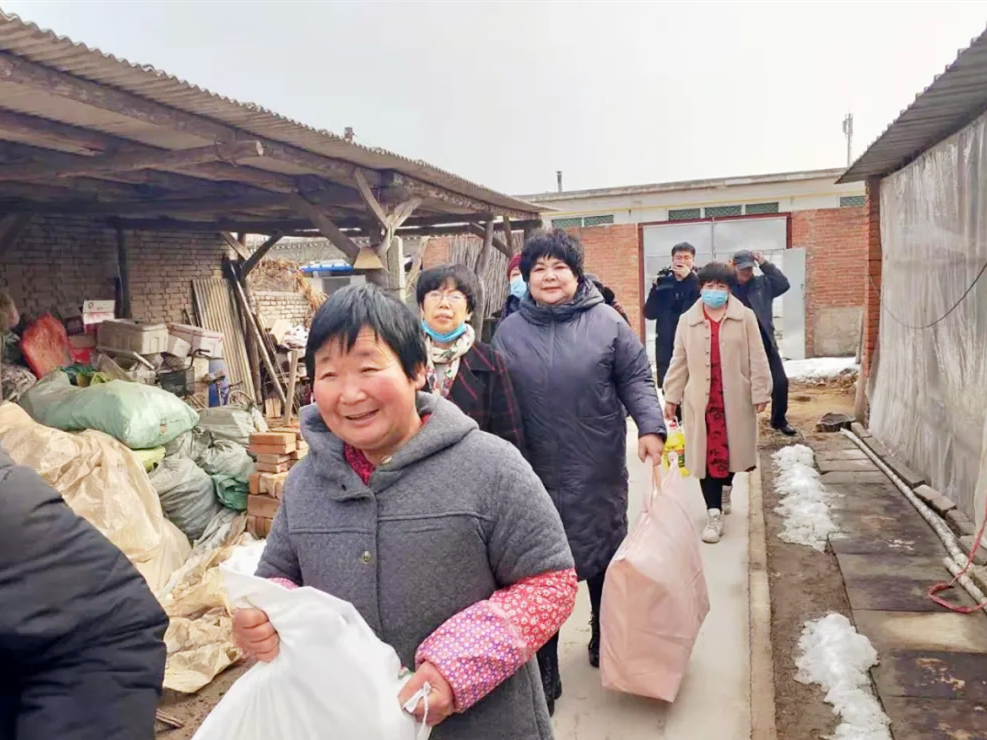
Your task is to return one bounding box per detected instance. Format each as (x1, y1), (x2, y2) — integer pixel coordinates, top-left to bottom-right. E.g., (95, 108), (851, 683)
(643, 242), (700, 387)
(732, 249), (796, 436)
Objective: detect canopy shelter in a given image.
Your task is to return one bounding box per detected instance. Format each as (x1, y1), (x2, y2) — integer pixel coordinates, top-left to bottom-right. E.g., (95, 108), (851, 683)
(0, 9), (541, 292)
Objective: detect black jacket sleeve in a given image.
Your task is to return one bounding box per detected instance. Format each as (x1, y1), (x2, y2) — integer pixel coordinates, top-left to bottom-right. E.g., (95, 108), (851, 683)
(0, 449), (168, 740)
(760, 261), (790, 298)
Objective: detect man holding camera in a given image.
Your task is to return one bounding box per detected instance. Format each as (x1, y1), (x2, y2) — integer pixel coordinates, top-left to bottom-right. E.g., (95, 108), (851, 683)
(731, 249), (796, 436)
(644, 242), (701, 386)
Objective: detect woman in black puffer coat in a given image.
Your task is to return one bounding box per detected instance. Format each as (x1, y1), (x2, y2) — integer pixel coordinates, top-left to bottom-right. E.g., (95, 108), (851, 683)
(0, 446), (168, 740)
(493, 229), (665, 715)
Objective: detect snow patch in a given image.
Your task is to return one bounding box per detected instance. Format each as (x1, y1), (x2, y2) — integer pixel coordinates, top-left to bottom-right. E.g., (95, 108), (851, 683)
(795, 613), (892, 740)
(784, 357), (858, 381)
(772, 444), (840, 551)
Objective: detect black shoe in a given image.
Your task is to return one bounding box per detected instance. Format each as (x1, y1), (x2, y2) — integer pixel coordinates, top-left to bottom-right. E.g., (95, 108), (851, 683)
(774, 423), (798, 436)
(588, 615), (600, 668)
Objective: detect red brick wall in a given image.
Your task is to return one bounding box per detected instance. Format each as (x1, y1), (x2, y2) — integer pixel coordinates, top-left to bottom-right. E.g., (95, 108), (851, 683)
(564, 224), (643, 338)
(792, 206), (868, 357)
(0, 215), (226, 325)
(862, 179), (882, 381)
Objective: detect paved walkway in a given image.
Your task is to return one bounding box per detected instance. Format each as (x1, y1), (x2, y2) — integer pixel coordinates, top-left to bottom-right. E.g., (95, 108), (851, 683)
(553, 428), (752, 739)
(811, 434), (987, 740)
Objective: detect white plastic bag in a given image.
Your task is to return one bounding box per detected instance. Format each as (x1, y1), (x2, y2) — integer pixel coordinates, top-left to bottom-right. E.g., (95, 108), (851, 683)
(192, 562), (430, 740)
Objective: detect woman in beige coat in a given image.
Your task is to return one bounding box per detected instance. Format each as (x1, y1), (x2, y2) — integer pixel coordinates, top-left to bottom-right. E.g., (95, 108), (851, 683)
(663, 262), (771, 544)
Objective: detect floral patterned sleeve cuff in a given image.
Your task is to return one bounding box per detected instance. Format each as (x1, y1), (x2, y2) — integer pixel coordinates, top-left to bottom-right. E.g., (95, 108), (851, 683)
(415, 568), (578, 713)
(267, 576), (299, 590)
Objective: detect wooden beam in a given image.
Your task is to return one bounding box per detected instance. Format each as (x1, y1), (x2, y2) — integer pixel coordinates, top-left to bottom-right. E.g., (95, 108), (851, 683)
(4, 190), (289, 217)
(221, 232), (251, 261)
(112, 223), (132, 318)
(0, 108), (300, 194)
(110, 217), (320, 234)
(0, 213), (32, 259)
(467, 222), (512, 258)
(354, 169), (389, 229)
(0, 140), (265, 182)
(384, 171), (537, 221)
(290, 195), (360, 261)
(243, 232), (284, 275)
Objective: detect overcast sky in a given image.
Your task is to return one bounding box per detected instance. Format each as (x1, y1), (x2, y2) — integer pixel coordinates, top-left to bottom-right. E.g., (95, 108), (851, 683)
(4, 1), (987, 195)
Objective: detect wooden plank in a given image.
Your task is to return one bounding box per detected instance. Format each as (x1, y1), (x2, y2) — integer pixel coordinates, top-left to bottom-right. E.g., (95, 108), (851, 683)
(243, 232), (284, 275)
(0, 140), (265, 182)
(291, 196), (361, 261)
(384, 171), (536, 221)
(230, 273), (287, 407)
(247, 494), (280, 520)
(470, 220), (495, 334)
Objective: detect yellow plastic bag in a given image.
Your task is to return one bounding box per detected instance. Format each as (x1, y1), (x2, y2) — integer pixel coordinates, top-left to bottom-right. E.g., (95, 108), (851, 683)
(663, 420), (689, 476)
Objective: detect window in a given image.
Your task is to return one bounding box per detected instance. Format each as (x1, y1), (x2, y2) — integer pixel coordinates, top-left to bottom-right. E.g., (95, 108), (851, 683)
(840, 195), (866, 208)
(552, 215), (615, 228)
(704, 205), (743, 219)
(668, 208), (701, 221)
(745, 202), (779, 215)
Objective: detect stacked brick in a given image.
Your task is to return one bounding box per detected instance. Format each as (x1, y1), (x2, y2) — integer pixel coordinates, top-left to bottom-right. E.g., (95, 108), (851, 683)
(246, 429), (309, 538)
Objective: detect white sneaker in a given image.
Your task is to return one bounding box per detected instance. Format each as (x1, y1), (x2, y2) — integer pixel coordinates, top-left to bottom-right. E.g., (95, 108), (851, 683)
(702, 509), (724, 544)
(722, 486), (733, 515)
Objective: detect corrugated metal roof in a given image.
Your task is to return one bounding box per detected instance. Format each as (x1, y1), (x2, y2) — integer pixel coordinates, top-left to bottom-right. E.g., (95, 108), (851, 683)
(522, 167), (851, 203)
(839, 26), (987, 183)
(0, 9), (539, 216)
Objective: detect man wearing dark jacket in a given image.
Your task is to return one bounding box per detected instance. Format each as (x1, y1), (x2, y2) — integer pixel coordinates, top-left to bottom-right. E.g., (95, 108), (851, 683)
(643, 242), (701, 385)
(0, 447), (169, 740)
(731, 249), (796, 435)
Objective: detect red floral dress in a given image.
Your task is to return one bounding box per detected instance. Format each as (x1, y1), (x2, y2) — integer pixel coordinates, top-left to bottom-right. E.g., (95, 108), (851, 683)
(705, 310), (730, 479)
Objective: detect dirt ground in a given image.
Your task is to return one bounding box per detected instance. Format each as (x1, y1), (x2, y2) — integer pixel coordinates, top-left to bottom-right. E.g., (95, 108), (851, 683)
(761, 378), (857, 739)
(157, 664), (248, 738)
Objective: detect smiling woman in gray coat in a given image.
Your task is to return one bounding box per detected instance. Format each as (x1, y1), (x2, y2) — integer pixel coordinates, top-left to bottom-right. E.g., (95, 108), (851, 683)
(492, 229), (665, 714)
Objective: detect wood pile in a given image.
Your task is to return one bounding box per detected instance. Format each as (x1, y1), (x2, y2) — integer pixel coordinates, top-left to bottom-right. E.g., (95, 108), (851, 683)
(245, 428), (308, 537)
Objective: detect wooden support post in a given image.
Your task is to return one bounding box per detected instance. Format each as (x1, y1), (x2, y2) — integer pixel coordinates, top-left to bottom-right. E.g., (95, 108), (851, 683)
(282, 349), (300, 426)
(385, 236), (407, 302)
(467, 222), (512, 258)
(113, 223), (131, 319)
(221, 232), (251, 261)
(502, 216), (513, 254)
(470, 221), (495, 335)
(290, 196), (360, 261)
(243, 232), (283, 275)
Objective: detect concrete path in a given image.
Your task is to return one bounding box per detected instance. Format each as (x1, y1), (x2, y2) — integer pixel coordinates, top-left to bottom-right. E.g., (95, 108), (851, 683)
(553, 428), (752, 739)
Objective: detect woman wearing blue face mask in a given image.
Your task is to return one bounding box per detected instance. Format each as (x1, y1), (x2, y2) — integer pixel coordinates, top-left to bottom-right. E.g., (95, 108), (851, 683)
(417, 264), (526, 455)
(662, 261), (771, 544)
(497, 253), (527, 327)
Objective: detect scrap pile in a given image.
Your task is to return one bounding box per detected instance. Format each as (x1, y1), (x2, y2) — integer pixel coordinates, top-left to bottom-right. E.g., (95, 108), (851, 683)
(246, 429), (308, 537)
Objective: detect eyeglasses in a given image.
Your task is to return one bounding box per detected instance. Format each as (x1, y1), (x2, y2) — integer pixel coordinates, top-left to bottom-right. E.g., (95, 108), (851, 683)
(424, 291), (467, 305)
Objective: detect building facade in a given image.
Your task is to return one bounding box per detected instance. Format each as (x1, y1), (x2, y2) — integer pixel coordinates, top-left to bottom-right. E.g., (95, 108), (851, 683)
(522, 169), (867, 361)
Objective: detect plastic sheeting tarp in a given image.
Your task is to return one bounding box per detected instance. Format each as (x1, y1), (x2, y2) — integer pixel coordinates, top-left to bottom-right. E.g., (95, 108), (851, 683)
(0, 401), (190, 591)
(19, 372), (200, 449)
(871, 110), (987, 521)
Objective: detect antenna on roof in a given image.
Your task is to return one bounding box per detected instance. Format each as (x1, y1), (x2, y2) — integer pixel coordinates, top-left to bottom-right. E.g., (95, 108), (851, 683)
(556, 170), (563, 193)
(842, 112), (853, 167)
